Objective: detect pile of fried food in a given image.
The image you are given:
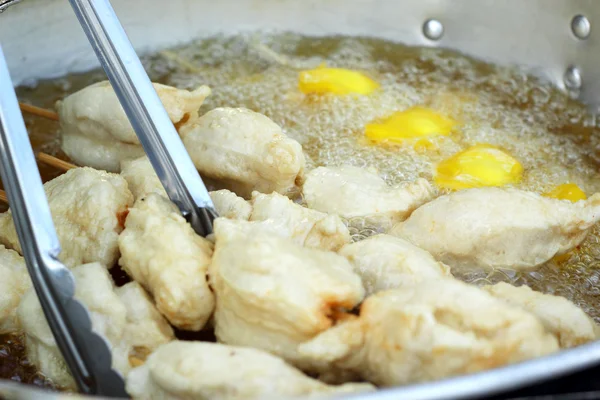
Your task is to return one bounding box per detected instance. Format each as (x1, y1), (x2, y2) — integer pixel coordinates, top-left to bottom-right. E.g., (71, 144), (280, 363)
(2, 76), (600, 400)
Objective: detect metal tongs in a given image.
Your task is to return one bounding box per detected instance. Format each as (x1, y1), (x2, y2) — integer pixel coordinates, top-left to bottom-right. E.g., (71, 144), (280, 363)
(0, 0), (217, 397)
(69, 0), (218, 237)
(0, 2), (216, 236)
(0, 47), (128, 396)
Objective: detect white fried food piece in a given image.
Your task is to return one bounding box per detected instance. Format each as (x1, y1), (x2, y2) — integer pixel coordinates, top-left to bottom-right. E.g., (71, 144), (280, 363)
(483, 282), (599, 348)
(116, 282), (176, 365)
(126, 341), (374, 400)
(391, 188), (600, 271)
(61, 134), (146, 175)
(299, 279), (559, 386)
(120, 156), (251, 219)
(120, 156), (167, 199)
(119, 193), (214, 331)
(180, 107), (305, 198)
(249, 191), (350, 251)
(18, 263), (173, 389)
(303, 166), (435, 225)
(208, 192), (350, 252)
(0, 246), (31, 333)
(211, 189), (252, 220)
(58, 81), (211, 172)
(18, 263), (127, 389)
(338, 234), (451, 296)
(0, 168), (133, 269)
(210, 228), (364, 369)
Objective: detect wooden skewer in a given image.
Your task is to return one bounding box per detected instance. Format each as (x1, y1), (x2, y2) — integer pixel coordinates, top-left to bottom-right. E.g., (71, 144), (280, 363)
(19, 102), (59, 121)
(0, 104), (76, 205)
(16, 103), (79, 171)
(36, 152), (76, 171)
(0, 153), (76, 205)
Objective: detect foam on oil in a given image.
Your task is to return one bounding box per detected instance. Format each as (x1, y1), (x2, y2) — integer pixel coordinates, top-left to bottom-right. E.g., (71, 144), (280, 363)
(17, 33), (600, 320)
(145, 33), (600, 321)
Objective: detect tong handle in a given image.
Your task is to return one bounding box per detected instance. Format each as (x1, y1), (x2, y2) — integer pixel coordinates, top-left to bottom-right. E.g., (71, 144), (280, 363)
(0, 0), (22, 12)
(0, 45), (127, 397)
(69, 0), (217, 236)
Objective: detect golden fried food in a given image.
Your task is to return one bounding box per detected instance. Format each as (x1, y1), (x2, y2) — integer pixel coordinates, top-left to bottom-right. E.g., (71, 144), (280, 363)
(58, 81), (210, 172)
(392, 188), (600, 271)
(118, 194), (214, 331)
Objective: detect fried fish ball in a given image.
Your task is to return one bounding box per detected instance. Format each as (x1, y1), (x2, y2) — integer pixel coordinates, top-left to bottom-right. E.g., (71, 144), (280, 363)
(118, 193), (214, 331)
(391, 187), (600, 271)
(18, 263), (173, 390)
(338, 234), (451, 296)
(303, 166), (435, 226)
(57, 81), (211, 172)
(209, 229), (364, 370)
(180, 107), (305, 198)
(299, 279), (559, 386)
(0, 167), (133, 269)
(0, 246), (31, 333)
(126, 341), (375, 400)
(483, 282), (599, 348)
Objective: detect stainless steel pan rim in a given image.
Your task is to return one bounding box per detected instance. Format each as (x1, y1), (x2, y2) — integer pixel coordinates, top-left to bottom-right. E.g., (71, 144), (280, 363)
(2, 0), (600, 399)
(2, 340), (600, 400)
(351, 340), (600, 400)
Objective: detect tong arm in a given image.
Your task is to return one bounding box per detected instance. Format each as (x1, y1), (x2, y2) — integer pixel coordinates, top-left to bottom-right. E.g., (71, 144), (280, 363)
(69, 0), (218, 236)
(0, 45), (127, 397)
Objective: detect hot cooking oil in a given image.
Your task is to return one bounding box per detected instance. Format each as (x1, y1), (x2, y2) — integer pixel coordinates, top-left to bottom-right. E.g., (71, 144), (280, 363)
(14, 32), (600, 327)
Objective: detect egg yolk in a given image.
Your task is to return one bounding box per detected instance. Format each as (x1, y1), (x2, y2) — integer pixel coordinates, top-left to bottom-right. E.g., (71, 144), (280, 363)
(543, 183), (587, 203)
(298, 66), (379, 95)
(414, 138), (437, 152)
(365, 107), (456, 144)
(435, 144), (523, 190)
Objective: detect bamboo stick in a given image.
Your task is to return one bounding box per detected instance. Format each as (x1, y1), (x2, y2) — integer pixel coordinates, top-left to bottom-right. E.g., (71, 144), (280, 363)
(19, 102), (59, 121)
(36, 152), (76, 171)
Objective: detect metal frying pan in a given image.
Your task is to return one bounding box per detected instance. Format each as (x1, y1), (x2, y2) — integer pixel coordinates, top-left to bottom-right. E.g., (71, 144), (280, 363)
(2, 1), (600, 399)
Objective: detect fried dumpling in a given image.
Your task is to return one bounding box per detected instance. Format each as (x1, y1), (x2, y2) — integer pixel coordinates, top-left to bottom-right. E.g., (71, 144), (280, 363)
(0, 246), (31, 333)
(249, 191), (350, 251)
(126, 341), (374, 400)
(120, 156), (167, 200)
(180, 107), (305, 198)
(303, 166), (435, 226)
(58, 81), (210, 172)
(0, 167), (133, 269)
(338, 234), (451, 296)
(18, 263), (173, 390)
(299, 279), (559, 386)
(209, 228), (364, 370)
(483, 282), (599, 348)
(208, 191), (350, 252)
(391, 187), (600, 271)
(118, 193), (214, 331)
(210, 190), (253, 221)
(120, 155), (252, 219)
(116, 282), (176, 366)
